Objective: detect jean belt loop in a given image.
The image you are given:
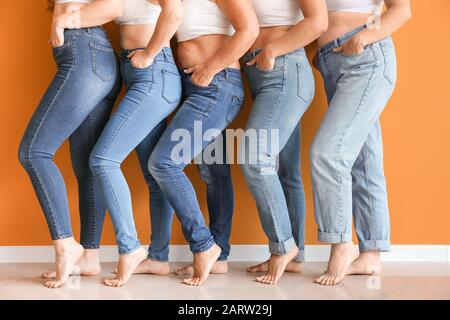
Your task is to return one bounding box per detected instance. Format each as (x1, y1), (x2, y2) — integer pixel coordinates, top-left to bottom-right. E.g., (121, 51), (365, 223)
(162, 48), (169, 60)
(86, 27), (92, 34)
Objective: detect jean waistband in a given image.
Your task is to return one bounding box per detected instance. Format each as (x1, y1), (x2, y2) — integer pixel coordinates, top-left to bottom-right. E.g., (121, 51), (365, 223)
(64, 26), (107, 38)
(242, 47), (305, 64)
(318, 24), (367, 55)
(180, 67), (242, 80)
(120, 47), (174, 61)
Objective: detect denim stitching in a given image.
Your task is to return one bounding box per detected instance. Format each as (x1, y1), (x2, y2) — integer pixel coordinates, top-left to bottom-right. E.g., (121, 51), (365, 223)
(87, 113), (97, 245)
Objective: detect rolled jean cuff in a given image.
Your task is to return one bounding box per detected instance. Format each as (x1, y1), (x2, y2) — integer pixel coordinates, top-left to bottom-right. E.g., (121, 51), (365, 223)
(190, 238), (215, 255)
(359, 240), (391, 252)
(118, 242), (142, 255)
(147, 253), (169, 262)
(318, 231), (352, 244)
(294, 249), (305, 262)
(81, 244), (100, 250)
(269, 237), (297, 256)
(51, 233), (73, 241)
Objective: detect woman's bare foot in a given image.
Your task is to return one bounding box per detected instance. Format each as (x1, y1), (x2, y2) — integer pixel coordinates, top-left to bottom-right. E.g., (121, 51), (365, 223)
(104, 247), (146, 287)
(248, 259), (303, 273)
(347, 251), (382, 275)
(183, 244), (221, 286)
(131, 258), (171, 275)
(315, 243), (358, 286)
(175, 260), (228, 275)
(255, 246), (299, 285)
(44, 238), (84, 289)
(42, 249), (101, 279)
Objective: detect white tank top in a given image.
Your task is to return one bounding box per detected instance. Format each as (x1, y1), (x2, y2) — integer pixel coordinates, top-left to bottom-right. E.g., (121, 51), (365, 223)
(252, 0), (303, 27)
(327, 0), (384, 14)
(176, 0), (235, 43)
(115, 0), (161, 25)
(54, 0), (93, 4)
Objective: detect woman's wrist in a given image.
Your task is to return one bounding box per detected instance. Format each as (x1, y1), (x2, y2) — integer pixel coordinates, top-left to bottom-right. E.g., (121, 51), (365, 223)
(353, 30), (371, 48)
(262, 44), (278, 60)
(56, 10), (81, 30)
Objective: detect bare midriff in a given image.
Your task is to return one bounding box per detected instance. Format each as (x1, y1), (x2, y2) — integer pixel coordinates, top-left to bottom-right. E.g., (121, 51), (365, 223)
(119, 24), (169, 50)
(317, 11), (374, 47)
(53, 2), (88, 16)
(249, 25), (292, 52)
(177, 35), (240, 70)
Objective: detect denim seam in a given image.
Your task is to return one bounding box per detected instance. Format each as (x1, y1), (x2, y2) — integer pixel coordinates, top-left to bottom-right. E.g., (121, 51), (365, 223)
(362, 144), (377, 242)
(334, 48), (377, 238)
(25, 36), (76, 237)
(172, 162), (209, 252)
(87, 113), (97, 245)
(119, 242), (142, 255)
(155, 188), (164, 258)
(259, 85), (291, 249)
(147, 255), (168, 263)
(218, 174), (224, 237)
(51, 233), (74, 241)
(378, 42), (395, 86)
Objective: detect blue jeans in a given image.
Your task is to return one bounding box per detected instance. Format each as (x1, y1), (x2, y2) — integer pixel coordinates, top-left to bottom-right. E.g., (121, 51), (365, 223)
(148, 69), (244, 254)
(148, 131), (234, 262)
(311, 25), (396, 251)
(18, 27), (121, 247)
(89, 48), (182, 254)
(240, 49), (314, 261)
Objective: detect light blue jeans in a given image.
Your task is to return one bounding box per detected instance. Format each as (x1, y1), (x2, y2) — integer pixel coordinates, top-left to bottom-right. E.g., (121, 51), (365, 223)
(311, 25), (396, 252)
(89, 48), (182, 254)
(240, 48), (314, 261)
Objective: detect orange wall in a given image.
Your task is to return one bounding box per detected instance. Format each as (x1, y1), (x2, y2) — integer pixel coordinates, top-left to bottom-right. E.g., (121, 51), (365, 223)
(1, 1), (449, 247)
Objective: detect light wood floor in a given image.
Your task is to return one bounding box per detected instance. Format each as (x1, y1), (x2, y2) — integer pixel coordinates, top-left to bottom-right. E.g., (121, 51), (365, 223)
(0, 262), (449, 300)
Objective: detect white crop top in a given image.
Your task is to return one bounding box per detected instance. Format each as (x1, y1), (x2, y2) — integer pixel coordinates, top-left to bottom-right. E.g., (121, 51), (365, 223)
(176, 0), (235, 42)
(115, 0), (161, 25)
(54, 0), (93, 4)
(327, 0), (384, 14)
(253, 0), (303, 27)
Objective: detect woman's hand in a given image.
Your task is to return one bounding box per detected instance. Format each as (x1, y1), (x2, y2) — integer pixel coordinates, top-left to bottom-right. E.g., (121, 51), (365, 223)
(333, 35), (367, 56)
(50, 9), (81, 48)
(128, 50), (155, 69)
(246, 48), (276, 71)
(184, 64), (217, 87)
(50, 22), (65, 48)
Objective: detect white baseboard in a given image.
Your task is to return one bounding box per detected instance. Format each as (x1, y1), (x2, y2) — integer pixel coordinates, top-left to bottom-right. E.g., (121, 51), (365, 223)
(0, 245), (449, 263)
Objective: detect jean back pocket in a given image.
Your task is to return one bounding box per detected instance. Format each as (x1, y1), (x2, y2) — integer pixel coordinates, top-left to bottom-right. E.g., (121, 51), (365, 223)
(379, 39), (397, 86)
(89, 42), (116, 82)
(226, 95), (243, 125)
(296, 61), (314, 104)
(161, 70), (182, 104)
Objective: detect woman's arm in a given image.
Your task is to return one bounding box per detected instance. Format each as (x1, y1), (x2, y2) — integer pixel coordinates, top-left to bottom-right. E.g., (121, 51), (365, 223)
(129, 0), (183, 69)
(335, 0), (412, 55)
(247, 0), (328, 70)
(186, 0), (259, 87)
(50, 0), (123, 47)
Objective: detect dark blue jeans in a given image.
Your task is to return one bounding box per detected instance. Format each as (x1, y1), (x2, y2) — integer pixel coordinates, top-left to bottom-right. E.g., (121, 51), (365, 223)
(148, 131), (234, 262)
(18, 27), (121, 247)
(148, 69), (244, 255)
